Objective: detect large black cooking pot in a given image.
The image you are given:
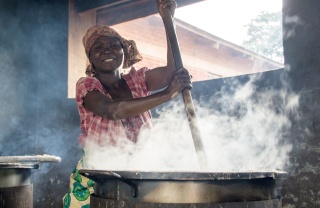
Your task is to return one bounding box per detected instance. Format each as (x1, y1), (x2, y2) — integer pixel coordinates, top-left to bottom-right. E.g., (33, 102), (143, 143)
(79, 169), (286, 205)
(0, 155), (61, 208)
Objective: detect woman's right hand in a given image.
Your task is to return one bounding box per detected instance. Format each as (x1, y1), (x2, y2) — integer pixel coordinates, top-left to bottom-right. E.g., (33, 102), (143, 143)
(157, 0), (177, 18)
(164, 67), (193, 99)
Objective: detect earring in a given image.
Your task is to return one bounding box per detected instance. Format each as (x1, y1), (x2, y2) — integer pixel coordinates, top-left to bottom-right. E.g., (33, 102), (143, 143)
(85, 63), (96, 76)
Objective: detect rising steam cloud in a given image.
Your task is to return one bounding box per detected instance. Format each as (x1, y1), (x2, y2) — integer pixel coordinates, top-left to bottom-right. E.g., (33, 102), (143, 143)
(83, 71), (299, 172)
(283, 14), (304, 40)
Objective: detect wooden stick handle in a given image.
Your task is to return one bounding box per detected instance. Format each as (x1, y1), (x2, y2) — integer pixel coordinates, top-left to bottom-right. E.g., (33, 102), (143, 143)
(156, 0), (207, 169)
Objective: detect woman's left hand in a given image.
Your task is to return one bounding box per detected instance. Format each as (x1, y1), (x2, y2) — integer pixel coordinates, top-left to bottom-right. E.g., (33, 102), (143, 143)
(163, 67), (193, 99)
(157, 0), (177, 18)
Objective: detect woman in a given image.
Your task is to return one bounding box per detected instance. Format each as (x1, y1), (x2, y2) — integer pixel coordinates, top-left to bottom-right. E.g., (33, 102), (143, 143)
(63, 0), (192, 207)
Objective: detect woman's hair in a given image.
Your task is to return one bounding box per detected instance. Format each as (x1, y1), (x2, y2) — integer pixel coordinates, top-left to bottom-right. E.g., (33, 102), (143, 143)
(82, 25), (143, 76)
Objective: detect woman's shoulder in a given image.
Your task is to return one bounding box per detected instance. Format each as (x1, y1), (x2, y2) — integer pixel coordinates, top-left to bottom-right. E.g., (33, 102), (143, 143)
(124, 66), (150, 78)
(76, 76), (105, 93)
(76, 76), (99, 85)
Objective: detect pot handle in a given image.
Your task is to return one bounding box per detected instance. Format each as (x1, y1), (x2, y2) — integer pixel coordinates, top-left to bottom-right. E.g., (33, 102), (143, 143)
(105, 171), (138, 198)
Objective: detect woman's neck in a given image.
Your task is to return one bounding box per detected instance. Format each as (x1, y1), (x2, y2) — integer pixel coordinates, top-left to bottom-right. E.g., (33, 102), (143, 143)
(94, 70), (123, 90)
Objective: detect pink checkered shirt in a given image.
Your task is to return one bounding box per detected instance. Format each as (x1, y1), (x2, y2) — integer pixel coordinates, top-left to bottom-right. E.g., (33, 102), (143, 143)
(76, 67), (152, 146)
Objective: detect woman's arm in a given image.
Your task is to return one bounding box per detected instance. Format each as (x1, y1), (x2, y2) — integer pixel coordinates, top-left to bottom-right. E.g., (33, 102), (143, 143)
(145, 0), (178, 91)
(83, 68), (192, 120)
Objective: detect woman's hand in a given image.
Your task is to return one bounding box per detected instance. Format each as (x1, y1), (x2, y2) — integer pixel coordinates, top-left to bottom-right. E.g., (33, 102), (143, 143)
(164, 67), (193, 99)
(157, 0), (177, 18)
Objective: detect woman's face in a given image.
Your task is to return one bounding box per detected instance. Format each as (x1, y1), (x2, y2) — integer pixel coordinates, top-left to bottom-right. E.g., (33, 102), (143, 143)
(89, 36), (124, 73)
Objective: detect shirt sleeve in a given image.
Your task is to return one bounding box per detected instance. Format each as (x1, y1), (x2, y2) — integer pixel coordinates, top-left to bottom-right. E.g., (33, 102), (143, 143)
(75, 77), (106, 107)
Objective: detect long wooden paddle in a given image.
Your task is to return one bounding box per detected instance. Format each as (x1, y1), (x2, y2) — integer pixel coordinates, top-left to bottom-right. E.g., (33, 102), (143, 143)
(156, 0), (207, 169)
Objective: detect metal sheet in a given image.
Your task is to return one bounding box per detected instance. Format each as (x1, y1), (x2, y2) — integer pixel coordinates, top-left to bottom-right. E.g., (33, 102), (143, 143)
(0, 155), (61, 163)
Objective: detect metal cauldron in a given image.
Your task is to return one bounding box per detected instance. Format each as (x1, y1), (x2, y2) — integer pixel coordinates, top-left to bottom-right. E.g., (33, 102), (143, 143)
(0, 163), (38, 208)
(0, 155), (61, 208)
(79, 169), (287, 207)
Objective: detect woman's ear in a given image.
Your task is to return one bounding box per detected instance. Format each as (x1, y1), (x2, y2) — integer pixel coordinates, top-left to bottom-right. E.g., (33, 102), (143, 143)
(89, 61), (95, 70)
(88, 56), (95, 68)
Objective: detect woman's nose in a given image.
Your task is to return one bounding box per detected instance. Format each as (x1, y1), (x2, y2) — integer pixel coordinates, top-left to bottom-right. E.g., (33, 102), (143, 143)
(102, 46), (112, 53)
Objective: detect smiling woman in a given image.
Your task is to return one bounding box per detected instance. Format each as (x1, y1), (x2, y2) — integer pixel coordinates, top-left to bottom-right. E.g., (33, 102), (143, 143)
(63, 1), (194, 207)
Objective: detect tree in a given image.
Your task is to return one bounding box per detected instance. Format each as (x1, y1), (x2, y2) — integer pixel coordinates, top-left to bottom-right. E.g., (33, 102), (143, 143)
(242, 11), (283, 63)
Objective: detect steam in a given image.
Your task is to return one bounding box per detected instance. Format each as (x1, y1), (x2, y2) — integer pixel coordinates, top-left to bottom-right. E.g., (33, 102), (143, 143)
(198, 73), (299, 171)
(84, 72), (299, 172)
(283, 14), (304, 40)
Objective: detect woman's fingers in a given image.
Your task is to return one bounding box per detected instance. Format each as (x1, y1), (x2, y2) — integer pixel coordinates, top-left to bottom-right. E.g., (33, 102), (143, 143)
(165, 67), (192, 99)
(178, 77), (193, 90)
(174, 67), (190, 77)
(161, 0), (177, 8)
(172, 68), (193, 90)
(159, 0), (177, 16)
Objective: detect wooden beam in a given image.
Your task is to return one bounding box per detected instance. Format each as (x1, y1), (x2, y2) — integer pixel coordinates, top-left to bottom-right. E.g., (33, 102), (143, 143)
(97, 0), (154, 26)
(96, 0), (205, 26)
(74, 0), (205, 16)
(68, 0), (96, 98)
(74, 0), (129, 14)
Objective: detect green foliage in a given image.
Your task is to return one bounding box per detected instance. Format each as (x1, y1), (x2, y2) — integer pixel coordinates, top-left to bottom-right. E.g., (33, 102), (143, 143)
(242, 11), (283, 63)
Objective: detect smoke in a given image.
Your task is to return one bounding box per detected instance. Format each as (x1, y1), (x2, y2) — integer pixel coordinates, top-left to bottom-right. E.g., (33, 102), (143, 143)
(0, 1), (75, 206)
(0, 52), (17, 142)
(83, 72), (299, 172)
(197, 73), (299, 171)
(0, 0), (71, 157)
(283, 14), (304, 40)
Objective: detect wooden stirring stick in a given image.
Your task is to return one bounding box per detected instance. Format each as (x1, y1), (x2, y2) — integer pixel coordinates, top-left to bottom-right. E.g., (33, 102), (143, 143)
(156, 0), (208, 170)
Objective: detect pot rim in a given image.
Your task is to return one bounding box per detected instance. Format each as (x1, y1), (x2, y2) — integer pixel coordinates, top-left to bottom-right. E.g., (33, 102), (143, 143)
(79, 169), (287, 181)
(0, 163), (39, 169)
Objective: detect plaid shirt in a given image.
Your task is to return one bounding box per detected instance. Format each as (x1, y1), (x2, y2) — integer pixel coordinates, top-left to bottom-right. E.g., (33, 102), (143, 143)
(76, 67), (152, 146)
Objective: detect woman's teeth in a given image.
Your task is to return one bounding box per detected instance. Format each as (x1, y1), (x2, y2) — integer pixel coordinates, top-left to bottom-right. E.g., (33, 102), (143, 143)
(104, 59), (113, 62)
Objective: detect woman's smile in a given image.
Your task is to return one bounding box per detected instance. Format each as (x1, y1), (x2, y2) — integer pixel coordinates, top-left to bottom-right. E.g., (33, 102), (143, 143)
(104, 58), (114, 63)
(102, 56), (116, 64)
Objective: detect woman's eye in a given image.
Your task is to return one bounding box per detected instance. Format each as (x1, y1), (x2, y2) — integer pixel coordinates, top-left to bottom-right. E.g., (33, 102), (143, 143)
(111, 44), (121, 49)
(94, 46), (103, 52)
(92, 42), (121, 53)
